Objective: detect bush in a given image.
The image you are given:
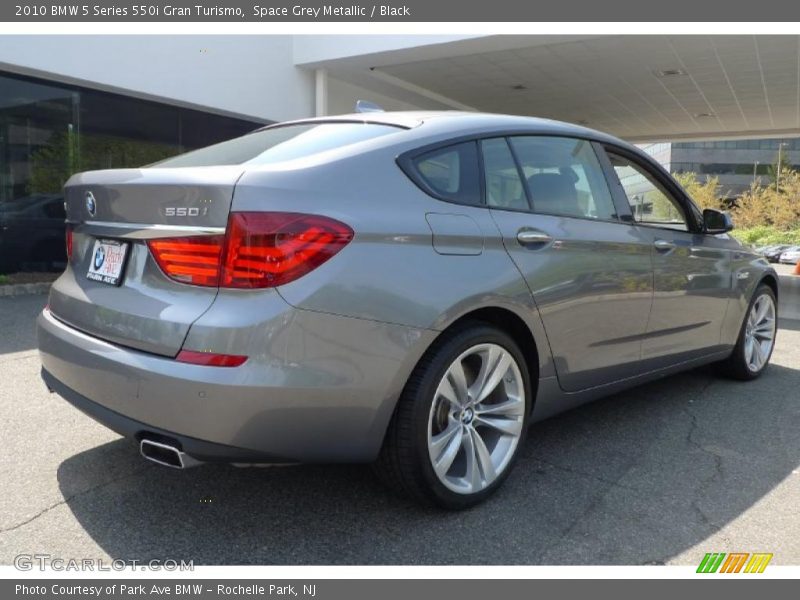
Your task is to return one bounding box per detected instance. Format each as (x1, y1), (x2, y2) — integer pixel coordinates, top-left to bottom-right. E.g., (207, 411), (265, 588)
(672, 172), (724, 211)
(675, 170), (800, 233)
(731, 226), (800, 247)
(733, 174), (800, 230)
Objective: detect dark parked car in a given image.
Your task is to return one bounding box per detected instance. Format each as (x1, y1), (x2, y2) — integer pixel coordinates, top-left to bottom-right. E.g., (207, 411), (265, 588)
(39, 112), (779, 508)
(0, 194), (67, 274)
(762, 244), (790, 263)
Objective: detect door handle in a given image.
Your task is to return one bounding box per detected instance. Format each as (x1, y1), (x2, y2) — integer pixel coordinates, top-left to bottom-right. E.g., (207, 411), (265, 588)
(516, 229), (553, 246)
(653, 239), (676, 252)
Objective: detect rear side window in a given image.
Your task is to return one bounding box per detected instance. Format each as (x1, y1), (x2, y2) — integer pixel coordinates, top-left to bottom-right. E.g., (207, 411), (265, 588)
(410, 141), (481, 206)
(509, 136), (618, 220)
(153, 122), (403, 168)
(481, 138), (528, 210)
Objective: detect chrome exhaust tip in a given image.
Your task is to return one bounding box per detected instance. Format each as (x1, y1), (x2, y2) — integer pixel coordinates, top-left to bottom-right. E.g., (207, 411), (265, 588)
(139, 439), (202, 469)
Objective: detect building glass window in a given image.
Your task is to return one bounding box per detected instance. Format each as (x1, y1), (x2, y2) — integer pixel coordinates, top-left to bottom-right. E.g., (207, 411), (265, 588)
(0, 71), (263, 274)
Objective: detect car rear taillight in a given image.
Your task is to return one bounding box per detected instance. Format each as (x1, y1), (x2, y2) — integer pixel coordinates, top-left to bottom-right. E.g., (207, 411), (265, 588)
(66, 226), (73, 262)
(220, 212), (353, 288)
(148, 236), (225, 287)
(148, 212), (353, 289)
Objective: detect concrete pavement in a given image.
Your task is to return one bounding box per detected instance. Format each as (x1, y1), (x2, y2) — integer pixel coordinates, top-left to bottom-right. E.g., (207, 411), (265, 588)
(0, 278), (798, 565)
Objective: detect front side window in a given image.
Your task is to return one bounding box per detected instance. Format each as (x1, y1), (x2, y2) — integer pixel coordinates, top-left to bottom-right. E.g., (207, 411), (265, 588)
(608, 153), (688, 231)
(507, 136), (618, 220)
(411, 141), (481, 205)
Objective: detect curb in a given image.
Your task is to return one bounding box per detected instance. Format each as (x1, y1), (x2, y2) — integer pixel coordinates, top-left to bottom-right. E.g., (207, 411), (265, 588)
(0, 282), (52, 297)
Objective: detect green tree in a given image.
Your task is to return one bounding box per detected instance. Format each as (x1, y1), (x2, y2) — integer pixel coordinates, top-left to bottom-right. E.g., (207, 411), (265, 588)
(27, 132), (180, 195)
(672, 171), (723, 211)
(766, 149), (793, 188)
(673, 170), (800, 235)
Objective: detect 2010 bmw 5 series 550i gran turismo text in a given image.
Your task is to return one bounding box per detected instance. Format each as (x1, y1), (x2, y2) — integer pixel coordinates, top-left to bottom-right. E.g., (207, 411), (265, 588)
(38, 111), (778, 508)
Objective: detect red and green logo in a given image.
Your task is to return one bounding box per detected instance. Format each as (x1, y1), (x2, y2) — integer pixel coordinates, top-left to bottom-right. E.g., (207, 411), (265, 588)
(697, 552), (773, 573)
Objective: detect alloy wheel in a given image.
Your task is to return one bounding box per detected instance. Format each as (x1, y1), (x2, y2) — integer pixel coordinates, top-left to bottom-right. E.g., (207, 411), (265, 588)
(744, 293), (776, 373)
(426, 343), (525, 495)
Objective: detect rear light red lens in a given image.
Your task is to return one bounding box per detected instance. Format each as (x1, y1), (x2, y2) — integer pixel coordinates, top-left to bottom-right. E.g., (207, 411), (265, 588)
(66, 226), (73, 262)
(147, 212), (353, 289)
(220, 212), (353, 289)
(147, 235), (225, 287)
(176, 350), (248, 367)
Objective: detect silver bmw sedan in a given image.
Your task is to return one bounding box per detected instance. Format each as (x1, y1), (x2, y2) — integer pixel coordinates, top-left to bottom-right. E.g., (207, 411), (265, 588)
(38, 111), (778, 508)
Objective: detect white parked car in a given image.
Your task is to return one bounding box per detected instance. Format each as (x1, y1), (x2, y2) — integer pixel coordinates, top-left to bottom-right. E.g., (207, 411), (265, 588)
(778, 246), (800, 264)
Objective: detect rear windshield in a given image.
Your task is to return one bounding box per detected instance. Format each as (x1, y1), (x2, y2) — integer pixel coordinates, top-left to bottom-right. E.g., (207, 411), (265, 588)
(153, 122), (404, 168)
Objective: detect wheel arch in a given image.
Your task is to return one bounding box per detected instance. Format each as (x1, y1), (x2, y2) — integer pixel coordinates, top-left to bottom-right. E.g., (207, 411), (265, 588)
(372, 304), (544, 505)
(441, 306), (541, 391)
(397, 304), (546, 420)
(758, 273), (779, 301)
(371, 302), (552, 460)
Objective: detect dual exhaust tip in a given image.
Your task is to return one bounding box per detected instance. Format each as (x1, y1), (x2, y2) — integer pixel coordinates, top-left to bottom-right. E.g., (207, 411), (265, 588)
(139, 437), (282, 469)
(139, 438), (202, 469)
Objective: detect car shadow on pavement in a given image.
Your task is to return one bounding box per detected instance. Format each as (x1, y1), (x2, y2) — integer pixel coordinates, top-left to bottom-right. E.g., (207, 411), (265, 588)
(57, 363), (800, 565)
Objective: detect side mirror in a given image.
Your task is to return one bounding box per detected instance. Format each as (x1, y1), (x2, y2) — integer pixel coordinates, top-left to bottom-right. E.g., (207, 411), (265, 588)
(703, 208), (734, 234)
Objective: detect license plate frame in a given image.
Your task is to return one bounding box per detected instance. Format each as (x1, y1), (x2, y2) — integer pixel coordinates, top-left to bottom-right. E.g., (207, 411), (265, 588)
(86, 238), (130, 286)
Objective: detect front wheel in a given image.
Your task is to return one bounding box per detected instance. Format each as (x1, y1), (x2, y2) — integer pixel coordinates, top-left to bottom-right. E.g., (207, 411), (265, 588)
(375, 323), (532, 509)
(719, 284), (777, 380)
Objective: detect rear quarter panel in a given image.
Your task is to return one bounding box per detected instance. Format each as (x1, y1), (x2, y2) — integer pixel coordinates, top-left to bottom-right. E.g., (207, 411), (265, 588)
(231, 144), (556, 379)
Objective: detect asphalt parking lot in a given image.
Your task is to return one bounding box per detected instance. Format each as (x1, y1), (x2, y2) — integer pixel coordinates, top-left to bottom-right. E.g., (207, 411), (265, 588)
(1, 271), (798, 566)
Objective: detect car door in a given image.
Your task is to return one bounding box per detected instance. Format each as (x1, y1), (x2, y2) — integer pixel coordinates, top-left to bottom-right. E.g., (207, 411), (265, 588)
(483, 136), (654, 392)
(602, 147), (733, 366)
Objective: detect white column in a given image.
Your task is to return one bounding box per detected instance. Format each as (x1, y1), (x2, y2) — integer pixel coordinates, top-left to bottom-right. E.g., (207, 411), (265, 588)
(315, 68), (328, 117)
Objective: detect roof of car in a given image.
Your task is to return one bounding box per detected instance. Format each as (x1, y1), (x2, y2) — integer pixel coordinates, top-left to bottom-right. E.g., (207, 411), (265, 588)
(271, 111), (630, 149)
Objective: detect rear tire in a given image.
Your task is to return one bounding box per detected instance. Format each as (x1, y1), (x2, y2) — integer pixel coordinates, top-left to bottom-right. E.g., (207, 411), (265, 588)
(718, 284), (777, 380)
(374, 322), (532, 509)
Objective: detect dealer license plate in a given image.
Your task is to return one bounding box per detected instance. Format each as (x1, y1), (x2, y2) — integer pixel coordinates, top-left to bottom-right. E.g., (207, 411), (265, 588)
(86, 239), (129, 286)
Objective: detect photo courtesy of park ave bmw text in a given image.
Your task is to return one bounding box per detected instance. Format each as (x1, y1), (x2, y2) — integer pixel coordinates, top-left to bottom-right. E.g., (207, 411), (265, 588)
(0, 0), (799, 594)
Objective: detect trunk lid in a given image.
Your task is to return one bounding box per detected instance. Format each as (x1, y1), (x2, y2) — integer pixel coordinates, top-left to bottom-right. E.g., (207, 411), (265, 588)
(49, 166), (243, 356)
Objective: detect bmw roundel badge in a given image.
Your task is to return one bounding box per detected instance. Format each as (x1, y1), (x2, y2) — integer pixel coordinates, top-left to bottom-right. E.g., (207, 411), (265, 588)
(85, 191), (97, 217)
(94, 246), (105, 270)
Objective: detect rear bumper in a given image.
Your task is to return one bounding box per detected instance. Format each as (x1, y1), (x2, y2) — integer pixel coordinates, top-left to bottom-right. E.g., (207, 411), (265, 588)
(38, 307), (435, 463)
(41, 369), (279, 463)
